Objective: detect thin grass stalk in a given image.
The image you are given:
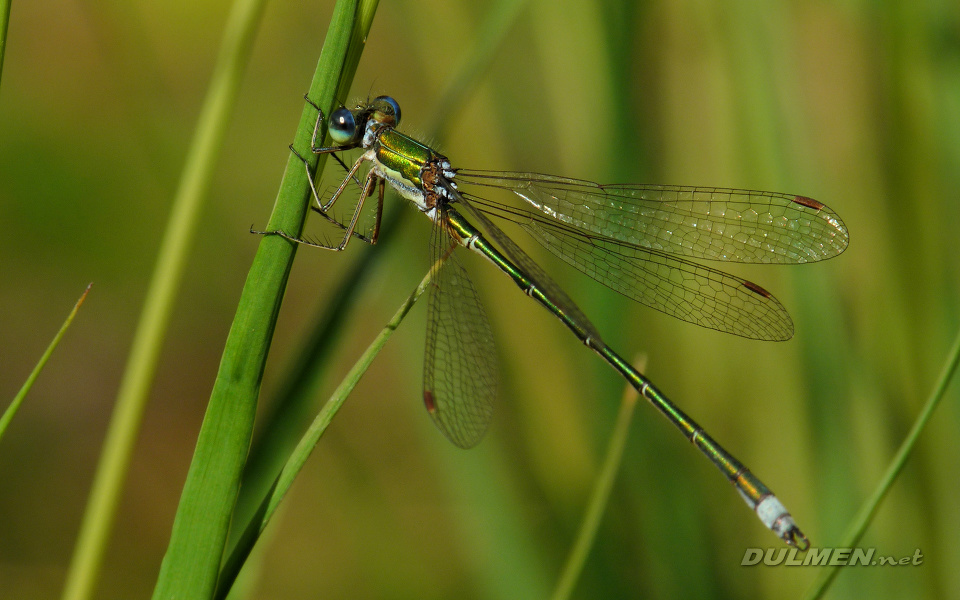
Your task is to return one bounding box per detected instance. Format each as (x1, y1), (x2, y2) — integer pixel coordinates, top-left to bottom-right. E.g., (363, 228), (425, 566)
(215, 260), (440, 598)
(803, 326), (960, 599)
(550, 356), (645, 600)
(0, 284), (91, 441)
(60, 0), (271, 598)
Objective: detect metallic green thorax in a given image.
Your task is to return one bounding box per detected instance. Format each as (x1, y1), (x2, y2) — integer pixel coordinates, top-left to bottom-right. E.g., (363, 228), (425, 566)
(372, 129), (442, 206)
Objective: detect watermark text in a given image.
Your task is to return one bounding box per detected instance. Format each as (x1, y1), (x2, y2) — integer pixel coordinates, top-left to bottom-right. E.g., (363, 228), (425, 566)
(741, 547), (923, 567)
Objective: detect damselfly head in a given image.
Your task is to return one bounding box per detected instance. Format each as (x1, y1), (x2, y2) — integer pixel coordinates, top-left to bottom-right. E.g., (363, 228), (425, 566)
(332, 96), (401, 146)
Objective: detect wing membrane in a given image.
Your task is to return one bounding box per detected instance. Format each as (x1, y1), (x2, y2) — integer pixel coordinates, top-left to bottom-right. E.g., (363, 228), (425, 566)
(453, 195), (601, 341)
(523, 219), (794, 340)
(461, 193), (794, 340)
(423, 221), (498, 448)
(456, 170), (849, 264)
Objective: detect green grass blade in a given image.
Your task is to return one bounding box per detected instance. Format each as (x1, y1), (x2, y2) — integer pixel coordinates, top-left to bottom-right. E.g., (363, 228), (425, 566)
(0, 283), (91, 442)
(0, 0), (10, 86)
(226, 0), (529, 573)
(550, 356), (644, 600)
(60, 0), (271, 598)
(150, 1), (376, 598)
(215, 261), (439, 599)
(803, 326), (960, 600)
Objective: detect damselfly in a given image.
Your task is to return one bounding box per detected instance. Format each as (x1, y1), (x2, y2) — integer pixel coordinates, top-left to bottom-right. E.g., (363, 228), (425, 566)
(259, 95), (849, 550)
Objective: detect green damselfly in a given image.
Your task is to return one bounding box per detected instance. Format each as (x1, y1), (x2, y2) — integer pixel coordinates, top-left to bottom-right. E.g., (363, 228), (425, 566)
(260, 95), (849, 549)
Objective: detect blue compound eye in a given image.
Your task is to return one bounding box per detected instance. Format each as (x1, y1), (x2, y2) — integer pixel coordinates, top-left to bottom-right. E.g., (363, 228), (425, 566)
(372, 95), (401, 126)
(328, 107), (358, 145)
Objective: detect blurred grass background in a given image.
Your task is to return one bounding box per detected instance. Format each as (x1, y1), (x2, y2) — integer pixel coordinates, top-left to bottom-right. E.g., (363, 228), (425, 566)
(1, 0), (958, 598)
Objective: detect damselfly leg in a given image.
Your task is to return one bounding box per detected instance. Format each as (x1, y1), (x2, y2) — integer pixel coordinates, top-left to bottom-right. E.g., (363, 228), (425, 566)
(251, 97), (386, 251)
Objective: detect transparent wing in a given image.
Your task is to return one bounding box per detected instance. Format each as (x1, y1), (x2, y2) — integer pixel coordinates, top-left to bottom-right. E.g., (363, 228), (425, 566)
(453, 196), (601, 341)
(423, 219), (498, 448)
(461, 194), (794, 340)
(524, 218), (794, 340)
(456, 171), (849, 264)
